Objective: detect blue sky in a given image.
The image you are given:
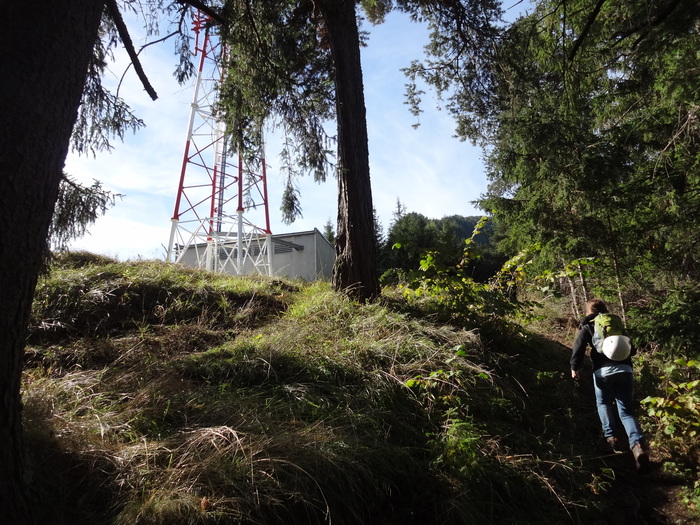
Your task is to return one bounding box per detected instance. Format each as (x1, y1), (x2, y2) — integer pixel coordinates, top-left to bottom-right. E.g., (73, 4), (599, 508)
(64, 8), (518, 261)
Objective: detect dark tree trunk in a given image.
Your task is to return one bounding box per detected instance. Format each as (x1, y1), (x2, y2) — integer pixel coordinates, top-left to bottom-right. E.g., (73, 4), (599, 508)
(0, 2), (105, 522)
(321, 0), (380, 302)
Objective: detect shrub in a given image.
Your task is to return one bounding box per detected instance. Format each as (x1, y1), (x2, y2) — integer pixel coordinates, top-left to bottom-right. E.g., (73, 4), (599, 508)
(641, 358), (700, 463)
(629, 283), (700, 357)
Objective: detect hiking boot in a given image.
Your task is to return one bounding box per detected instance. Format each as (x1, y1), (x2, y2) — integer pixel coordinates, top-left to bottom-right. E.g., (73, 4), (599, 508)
(599, 436), (618, 453)
(631, 444), (650, 474)
(606, 437), (619, 452)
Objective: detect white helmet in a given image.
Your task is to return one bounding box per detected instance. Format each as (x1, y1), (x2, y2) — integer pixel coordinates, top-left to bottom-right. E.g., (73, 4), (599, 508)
(602, 335), (631, 361)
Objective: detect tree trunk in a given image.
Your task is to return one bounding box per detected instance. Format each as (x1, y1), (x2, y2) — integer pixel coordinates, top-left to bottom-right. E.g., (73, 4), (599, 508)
(565, 274), (581, 320)
(0, 2), (105, 522)
(577, 261), (590, 304)
(321, 0), (380, 302)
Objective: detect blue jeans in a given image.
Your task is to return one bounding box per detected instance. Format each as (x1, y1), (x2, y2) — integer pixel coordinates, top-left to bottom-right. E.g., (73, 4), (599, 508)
(593, 370), (645, 448)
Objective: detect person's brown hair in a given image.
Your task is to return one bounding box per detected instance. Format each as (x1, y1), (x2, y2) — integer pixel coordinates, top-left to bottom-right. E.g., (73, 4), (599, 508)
(586, 299), (608, 315)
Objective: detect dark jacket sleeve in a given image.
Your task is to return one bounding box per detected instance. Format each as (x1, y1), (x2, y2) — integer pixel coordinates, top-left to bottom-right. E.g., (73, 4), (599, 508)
(570, 320), (593, 371)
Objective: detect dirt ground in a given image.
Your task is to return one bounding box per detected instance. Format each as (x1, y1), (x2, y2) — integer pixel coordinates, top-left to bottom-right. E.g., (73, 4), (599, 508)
(604, 448), (699, 525)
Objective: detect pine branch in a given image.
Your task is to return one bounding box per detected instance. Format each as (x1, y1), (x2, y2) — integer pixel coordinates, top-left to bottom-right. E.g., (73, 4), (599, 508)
(116, 29), (180, 98)
(567, 0), (606, 62)
(105, 0), (158, 101)
(176, 0), (226, 26)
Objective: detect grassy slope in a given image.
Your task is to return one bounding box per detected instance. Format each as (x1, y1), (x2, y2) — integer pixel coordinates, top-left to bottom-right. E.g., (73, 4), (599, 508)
(21, 254), (694, 524)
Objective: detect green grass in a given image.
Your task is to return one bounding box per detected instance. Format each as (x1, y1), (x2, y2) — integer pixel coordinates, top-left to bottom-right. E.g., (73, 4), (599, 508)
(21, 253), (694, 524)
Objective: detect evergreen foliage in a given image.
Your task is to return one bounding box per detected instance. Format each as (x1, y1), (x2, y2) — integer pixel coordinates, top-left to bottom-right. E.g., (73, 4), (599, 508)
(483, 0), (700, 303)
(217, 0), (337, 213)
(322, 219), (335, 244)
(48, 176), (120, 256)
(70, 10), (146, 157)
(380, 213), (503, 284)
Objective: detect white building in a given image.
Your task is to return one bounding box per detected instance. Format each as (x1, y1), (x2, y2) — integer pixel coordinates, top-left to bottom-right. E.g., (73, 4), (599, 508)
(175, 229), (335, 281)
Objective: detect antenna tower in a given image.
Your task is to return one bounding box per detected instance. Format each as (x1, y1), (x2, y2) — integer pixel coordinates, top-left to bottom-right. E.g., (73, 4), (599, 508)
(166, 11), (272, 275)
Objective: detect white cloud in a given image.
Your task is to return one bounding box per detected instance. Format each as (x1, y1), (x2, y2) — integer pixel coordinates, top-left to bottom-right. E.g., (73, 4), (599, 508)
(68, 214), (172, 261)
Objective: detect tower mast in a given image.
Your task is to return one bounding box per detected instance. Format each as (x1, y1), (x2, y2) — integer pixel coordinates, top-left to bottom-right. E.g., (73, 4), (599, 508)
(166, 11), (272, 275)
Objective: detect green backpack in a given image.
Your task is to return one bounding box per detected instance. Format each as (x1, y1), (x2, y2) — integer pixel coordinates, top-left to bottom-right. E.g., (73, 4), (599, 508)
(592, 313), (631, 361)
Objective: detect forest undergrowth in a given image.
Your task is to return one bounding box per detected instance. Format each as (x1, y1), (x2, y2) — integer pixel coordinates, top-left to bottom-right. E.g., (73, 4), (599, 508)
(20, 253), (699, 524)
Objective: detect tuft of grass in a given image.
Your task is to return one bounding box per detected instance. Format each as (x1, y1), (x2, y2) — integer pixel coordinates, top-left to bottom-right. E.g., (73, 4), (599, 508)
(30, 257), (292, 341)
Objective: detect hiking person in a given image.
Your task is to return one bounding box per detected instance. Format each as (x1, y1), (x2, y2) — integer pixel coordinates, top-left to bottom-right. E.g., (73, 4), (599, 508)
(570, 298), (650, 473)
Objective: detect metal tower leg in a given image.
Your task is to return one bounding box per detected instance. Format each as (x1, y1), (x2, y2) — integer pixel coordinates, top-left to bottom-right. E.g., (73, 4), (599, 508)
(167, 11), (272, 276)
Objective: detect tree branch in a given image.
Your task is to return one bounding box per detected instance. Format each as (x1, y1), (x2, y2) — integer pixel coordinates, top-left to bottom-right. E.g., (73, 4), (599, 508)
(612, 0), (684, 48)
(116, 30), (180, 98)
(176, 0), (226, 26)
(567, 0), (606, 62)
(105, 0), (158, 100)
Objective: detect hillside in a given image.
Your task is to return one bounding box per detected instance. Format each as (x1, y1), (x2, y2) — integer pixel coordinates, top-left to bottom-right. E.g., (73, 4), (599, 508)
(21, 254), (697, 524)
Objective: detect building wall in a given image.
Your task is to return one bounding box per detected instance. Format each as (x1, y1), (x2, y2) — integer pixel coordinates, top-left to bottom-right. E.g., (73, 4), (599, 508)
(270, 229), (334, 280)
(177, 229), (334, 281)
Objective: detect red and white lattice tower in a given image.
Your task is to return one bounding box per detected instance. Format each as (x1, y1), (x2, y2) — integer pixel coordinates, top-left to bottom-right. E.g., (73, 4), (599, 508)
(166, 12), (272, 275)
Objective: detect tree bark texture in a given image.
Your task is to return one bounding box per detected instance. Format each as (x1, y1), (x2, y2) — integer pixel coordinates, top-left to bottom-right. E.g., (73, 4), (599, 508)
(322, 0), (380, 301)
(0, 2), (105, 522)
